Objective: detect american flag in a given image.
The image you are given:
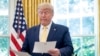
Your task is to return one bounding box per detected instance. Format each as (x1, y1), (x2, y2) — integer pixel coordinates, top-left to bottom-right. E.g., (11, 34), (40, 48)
(10, 0), (27, 56)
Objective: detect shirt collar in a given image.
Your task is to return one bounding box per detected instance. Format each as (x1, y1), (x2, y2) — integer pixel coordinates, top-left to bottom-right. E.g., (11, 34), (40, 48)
(40, 21), (52, 29)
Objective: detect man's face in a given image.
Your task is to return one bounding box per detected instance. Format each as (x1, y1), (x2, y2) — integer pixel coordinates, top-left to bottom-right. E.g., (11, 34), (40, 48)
(38, 8), (53, 26)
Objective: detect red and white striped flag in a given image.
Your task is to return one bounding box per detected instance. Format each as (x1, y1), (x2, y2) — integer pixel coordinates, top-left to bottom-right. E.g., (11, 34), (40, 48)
(10, 0), (27, 56)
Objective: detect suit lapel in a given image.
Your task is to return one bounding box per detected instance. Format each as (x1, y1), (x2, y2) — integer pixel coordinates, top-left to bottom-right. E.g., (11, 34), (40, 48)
(34, 25), (40, 41)
(34, 24), (57, 41)
(47, 23), (57, 41)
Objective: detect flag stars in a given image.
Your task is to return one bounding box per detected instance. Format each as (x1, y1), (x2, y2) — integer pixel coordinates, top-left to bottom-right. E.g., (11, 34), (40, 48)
(20, 8), (22, 11)
(19, 21), (21, 24)
(22, 26), (25, 29)
(20, 12), (22, 15)
(15, 20), (18, 23)
(23, 21), (25, 24)
(20, 17), (22, 19)
(14, 25), (17, 28)
(18, 25), (21, 28)
(14, 23), (25, 30)
(18, 3), (21, 6)
(21, 4), (23, 7)
(17, 8), (19, 10)
(16, 12), (23, 15)
(16, 16), (18, 19)
(13, 0), (27, 33)
(17, 12), (19, 15)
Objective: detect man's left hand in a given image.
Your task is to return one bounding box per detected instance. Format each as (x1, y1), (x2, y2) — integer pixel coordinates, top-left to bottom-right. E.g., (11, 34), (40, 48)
(48, 48), (60, 56)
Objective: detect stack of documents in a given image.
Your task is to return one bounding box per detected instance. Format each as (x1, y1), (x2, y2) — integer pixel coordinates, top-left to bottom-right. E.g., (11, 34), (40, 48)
(33, 41), (56, 53)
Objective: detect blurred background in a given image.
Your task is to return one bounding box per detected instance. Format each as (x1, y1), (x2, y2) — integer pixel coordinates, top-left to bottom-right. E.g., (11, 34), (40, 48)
(0, 0), (100, 56)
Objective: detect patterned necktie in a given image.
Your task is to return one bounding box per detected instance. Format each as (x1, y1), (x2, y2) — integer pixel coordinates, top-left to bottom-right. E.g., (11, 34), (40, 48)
(40, 26), (48, 42)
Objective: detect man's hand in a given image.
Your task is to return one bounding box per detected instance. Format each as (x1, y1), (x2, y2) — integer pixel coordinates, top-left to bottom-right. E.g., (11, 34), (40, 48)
(48, 48), (60, 56)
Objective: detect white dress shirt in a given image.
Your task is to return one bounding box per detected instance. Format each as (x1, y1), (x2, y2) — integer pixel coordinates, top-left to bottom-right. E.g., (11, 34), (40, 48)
(39, 22), (52, 42)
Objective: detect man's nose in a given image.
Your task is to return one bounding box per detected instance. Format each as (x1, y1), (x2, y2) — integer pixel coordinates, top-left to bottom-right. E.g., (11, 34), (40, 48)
(41, 13), (45, 16)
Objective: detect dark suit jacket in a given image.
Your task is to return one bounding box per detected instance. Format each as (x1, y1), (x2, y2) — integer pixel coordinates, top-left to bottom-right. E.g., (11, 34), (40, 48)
(21, 23), (73, 56)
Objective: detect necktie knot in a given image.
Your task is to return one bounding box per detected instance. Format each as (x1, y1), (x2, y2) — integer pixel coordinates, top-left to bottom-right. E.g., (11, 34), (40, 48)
(43, 26), (47, 29)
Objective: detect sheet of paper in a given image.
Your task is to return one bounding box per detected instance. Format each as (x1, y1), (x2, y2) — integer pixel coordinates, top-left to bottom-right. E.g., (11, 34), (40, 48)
(33, 41), (56, 53)
(13, 50), (31, 56)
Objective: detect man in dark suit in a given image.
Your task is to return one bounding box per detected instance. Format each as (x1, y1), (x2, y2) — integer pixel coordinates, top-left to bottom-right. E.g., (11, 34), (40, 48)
(21, 3), (73, 56)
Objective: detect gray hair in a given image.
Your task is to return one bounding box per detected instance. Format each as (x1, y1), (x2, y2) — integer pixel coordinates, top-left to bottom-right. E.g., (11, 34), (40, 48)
(38, 3), (54, 13)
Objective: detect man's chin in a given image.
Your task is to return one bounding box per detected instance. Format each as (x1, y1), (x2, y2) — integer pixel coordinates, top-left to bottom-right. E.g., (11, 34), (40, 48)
(41, 23), (48, 26)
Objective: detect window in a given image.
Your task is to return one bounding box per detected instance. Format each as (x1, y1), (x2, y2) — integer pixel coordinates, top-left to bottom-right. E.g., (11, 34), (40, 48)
(0, 0), (9, 56)
(51, 0), (97, 56)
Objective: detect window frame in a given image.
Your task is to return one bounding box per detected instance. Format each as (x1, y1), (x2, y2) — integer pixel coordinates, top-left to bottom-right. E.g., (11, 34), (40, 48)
(51, 0), (99, 56)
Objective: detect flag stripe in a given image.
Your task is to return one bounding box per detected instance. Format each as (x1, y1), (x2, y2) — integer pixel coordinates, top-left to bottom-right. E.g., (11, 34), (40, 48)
(11, 27), (23, 47)
(10, 39), (17, 51)
(11, 34), (21, 51)
(19, 33), (25, 42)
(10, 50), (15, 56)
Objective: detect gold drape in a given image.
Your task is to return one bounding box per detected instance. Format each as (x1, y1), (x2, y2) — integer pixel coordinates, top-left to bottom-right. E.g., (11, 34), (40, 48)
(22, 0), (50, 28)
